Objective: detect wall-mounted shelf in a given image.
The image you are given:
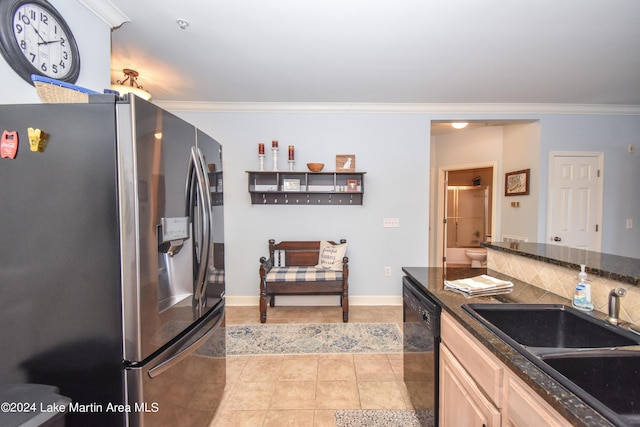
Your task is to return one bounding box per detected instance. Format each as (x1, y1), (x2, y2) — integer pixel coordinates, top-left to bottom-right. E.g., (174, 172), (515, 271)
(209, 172), (224, 205)
(247, 171), (366, 205)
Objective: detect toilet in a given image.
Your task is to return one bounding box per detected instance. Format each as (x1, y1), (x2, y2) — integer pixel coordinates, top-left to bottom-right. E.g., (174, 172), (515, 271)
(465, 248), (487, 268)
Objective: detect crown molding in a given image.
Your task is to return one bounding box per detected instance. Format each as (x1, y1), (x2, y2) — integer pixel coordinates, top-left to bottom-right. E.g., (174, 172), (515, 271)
(155, 101), (640, 115)
(77, 0), (130, 28)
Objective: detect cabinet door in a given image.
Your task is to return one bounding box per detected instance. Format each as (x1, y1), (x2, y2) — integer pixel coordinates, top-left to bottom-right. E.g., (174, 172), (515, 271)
(505, 374), (572, 427)
(441, 312), (503, 406)
(440, 345), (501, 427)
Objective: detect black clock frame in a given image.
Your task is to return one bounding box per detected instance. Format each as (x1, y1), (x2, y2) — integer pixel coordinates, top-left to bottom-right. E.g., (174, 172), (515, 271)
(0, 0), (80, 85)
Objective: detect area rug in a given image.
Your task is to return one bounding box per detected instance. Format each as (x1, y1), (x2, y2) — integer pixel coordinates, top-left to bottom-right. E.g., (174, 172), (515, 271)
(225, 323), (402, 355)
(334, 409), (434, 427)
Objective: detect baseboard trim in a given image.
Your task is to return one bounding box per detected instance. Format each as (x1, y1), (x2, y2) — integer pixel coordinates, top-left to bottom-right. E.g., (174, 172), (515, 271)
(226, 295), (402, 306)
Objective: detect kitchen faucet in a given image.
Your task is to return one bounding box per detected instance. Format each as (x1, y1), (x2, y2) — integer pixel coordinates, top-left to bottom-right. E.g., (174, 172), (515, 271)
(607, 288), (627, 325)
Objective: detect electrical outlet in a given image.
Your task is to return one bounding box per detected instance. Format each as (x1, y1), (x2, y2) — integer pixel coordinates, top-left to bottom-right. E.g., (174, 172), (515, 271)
(627, 219), (634, 229)
(383, 218), (400, 228)
(384, 266), (392, 277)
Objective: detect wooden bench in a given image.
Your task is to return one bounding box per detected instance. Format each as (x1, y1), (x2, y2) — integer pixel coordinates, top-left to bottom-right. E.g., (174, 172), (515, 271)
(259, 239), (349, 323)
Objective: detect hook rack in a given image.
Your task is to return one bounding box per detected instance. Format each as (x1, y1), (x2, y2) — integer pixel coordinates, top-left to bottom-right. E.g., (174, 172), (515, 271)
(248, 171), (365, 205)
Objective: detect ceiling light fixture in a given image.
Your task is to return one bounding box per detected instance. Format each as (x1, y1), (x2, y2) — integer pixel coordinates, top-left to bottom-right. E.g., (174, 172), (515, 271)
(177, 19), (189, 30)
(111, 69), (152, 100)
(451, 122), (468, 129)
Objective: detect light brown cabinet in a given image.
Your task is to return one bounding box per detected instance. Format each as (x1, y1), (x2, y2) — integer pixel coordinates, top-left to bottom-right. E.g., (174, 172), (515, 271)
(440, 344), (501, 426)
(504, 374), (571, 427)
(440, 312), (571, 427)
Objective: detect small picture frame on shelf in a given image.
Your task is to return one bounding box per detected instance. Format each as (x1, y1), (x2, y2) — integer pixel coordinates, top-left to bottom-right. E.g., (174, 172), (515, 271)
(505, 169), (530, 196)
(346, 179), (358, 192)
(336, 154), (356, 172)
(283, 178), (301, 191)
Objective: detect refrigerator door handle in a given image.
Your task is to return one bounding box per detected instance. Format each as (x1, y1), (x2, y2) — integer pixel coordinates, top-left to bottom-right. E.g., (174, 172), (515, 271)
(147, 303), (224, 379)
(194, 147), (214, 302)
(186, 147), (212, 306)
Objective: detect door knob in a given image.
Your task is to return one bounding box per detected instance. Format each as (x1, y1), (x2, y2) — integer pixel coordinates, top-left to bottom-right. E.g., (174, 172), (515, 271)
(552, 236), (562, 242)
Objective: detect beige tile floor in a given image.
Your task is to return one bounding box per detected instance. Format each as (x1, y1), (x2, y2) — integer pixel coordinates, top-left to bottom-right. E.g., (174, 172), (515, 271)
(210, 305), (408, 427)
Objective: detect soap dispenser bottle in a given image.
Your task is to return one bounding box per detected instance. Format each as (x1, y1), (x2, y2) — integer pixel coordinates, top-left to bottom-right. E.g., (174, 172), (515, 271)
(573, 264), (593, 311)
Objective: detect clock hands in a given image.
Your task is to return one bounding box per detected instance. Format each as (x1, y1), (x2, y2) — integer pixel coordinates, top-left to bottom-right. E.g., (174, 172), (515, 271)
(29, 24), (47, 44)
(29, 23), (62, 46)
(38, 39), (62, 46)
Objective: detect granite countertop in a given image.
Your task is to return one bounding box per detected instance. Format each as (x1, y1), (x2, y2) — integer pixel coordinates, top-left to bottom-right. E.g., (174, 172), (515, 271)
(484, 242), (640, 286)
(402, 266), (617, 427)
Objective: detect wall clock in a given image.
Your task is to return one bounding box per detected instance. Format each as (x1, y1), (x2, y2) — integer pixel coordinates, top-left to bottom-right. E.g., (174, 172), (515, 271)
(0, 0), (80, 85)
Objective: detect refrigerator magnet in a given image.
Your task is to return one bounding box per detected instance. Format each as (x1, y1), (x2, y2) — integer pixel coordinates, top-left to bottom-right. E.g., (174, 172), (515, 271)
(1, 130), (18, 159)
(27, 128), (48, 152)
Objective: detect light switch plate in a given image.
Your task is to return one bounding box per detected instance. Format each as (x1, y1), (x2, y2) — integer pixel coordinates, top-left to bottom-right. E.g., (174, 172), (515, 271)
(383, 218), (400, 228)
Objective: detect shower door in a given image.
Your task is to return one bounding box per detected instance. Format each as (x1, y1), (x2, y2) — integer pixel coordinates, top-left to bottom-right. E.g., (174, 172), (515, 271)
(446, 186), (488, 248)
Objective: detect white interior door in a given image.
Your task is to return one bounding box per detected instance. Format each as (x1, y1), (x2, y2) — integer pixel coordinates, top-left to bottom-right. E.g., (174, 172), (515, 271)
(547, 152), (603, 251)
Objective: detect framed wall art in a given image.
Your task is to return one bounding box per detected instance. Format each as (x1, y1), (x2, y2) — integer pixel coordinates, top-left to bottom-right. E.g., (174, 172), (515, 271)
(505, 169), (530, 196)
(283, 178), (301, 191)
(336, 155), (356, 172)
(346, 179), (358, 192)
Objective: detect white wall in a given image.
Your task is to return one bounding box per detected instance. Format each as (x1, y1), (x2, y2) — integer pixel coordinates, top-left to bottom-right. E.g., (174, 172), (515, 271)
(176, 111), (431, 300)
(175, 110), (640, 299)
(502, 123), (540, 241)
(172, 112), (640, 297)
(0, 0), (111, 103)
(433, 126), (504, 166)
(429, 118), (640, 260)
(537, 114), (640, 256)
(431, 126), (503, 265)
(432, 123), (541, 246)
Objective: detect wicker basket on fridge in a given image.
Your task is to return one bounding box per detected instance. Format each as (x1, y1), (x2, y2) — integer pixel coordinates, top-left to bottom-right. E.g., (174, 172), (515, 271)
(31, 75), (100, 104)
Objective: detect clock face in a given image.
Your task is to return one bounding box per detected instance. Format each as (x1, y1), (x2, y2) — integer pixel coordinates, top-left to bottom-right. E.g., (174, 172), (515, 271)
(13, 3), (74, 79)
(0, 0), (80, 84)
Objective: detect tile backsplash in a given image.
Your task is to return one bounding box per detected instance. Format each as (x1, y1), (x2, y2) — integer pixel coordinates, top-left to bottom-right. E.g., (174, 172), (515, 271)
(488, 249), (640, 325)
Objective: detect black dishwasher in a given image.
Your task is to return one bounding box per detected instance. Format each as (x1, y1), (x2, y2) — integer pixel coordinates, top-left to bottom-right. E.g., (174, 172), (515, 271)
(403, 275), (441, 426)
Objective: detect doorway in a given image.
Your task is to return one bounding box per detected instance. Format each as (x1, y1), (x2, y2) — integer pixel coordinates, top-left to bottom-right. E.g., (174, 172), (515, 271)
(438, 165), (497, 268)
(429, 119), (539, 267)
(547, 151), (603, 252)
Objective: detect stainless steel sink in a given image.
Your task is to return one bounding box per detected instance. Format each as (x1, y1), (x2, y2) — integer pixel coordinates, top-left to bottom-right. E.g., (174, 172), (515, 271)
(462, 303), (640, 426)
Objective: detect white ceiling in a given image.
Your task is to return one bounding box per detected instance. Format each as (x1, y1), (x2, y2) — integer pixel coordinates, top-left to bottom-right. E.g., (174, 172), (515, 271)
(104, 0), (640, 106)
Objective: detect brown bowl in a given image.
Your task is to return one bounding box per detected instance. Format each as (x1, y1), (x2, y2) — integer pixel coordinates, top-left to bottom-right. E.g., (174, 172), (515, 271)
(307, 163), (324, 172)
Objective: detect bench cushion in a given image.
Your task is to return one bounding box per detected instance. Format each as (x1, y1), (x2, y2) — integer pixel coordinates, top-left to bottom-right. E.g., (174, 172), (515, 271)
(266, 266), (343, 282)
(208, 269), (225, 284)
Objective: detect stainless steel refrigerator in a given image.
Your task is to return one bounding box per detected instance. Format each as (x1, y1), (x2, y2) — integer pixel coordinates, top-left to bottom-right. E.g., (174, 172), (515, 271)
(0, 95), (226, 427)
